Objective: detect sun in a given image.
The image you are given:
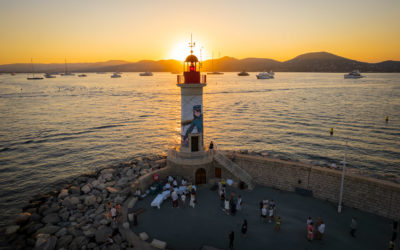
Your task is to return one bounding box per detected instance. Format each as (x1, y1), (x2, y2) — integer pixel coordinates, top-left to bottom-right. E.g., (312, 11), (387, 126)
(167, 40), (210, 61)
(168, 41), (190, 61)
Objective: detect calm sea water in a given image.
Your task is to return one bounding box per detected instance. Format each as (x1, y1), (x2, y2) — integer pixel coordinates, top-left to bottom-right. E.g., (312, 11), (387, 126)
(0, 72), (399, 228)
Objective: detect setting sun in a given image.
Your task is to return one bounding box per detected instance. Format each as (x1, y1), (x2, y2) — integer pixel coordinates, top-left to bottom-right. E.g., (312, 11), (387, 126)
(168, 39), (211, 62)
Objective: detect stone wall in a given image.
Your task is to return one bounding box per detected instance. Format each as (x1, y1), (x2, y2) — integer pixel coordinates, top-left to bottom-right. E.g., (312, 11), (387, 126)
(232, 153), (400, 220)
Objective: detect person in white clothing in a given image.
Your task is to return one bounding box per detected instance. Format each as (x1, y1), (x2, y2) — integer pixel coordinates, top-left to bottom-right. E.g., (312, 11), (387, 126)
(190, 193), (196, 208)
(168, 176), (174, 183)
(317, 221), (325, 240)
(224, 198), (230, 215)
(261, 205), (267, 223)
(172, 179), (178, 187)
(181, 193), (186, 208)
(236, 196), (243, 211)
(268, 207), (274, 223)
(111, 206), (117, 221)
(307, 216), (312, 225)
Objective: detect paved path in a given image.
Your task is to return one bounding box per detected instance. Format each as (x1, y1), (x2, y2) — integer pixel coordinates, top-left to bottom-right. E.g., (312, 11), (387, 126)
(131, 185), (392, 250)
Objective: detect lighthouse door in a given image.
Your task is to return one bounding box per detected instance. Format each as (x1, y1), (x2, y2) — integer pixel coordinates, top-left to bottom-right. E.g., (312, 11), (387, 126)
(191, 135), (199, 152)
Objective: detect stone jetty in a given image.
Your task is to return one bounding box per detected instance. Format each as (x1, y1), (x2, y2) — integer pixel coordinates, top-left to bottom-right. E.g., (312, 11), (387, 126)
(5, 154), (167, 250)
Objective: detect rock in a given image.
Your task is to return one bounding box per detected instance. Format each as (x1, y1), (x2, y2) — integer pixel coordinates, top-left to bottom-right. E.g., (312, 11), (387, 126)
(16, 212), (31, 225)
(116, 177), (129, 187)
(87, 242), (97, 249)
(122, 222), (129, 229)
(69, 186), (80, 195)
(36, 225), (60, 235)
(27, 238), (36, 246)
(35, 234), (57, 250)
(126, 169), (133, 177)
(83, 228), (95, 238)
(150, 239), (167, 249)
(106, 187), (119, 194)
(59, 211), (69, 221)
(113, 234), (122, 245)
(62, 196), (80, 208)
(42, 213), (60, 224)
(108, 244), (121, 250)
(127, 197), (138, 209)
(55, 227), (67, 237)
(43, 204), (60, 216)
(5, 225), (20, 235)
(101, 168), (115, 175)
(139, 232), (149, 241)
(114, 195), (126, 204)
(95, 226), (112, 243)
(102, 173), (113, 182)
(58, 189), (69, 199)
(72, 236), (87, 249)
(95, 183), (106, 190)
(81, 184), (92, 194)
(30, 213), (42, 222)
(128, 213), (134, 222)
(84, 195), (97, 206)
(56, 235), (73, 249)
(27, 223), (44, 235)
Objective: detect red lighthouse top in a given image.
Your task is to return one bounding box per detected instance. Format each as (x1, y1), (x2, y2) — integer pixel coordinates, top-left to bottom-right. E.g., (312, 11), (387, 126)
(177, 35), (206, 84)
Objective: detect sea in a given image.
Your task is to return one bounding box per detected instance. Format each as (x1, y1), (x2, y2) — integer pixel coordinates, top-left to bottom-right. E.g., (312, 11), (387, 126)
(0, 72), (399, 229)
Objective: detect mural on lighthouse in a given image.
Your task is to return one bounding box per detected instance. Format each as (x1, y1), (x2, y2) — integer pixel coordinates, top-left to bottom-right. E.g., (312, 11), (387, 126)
(177, 35), (206, 151)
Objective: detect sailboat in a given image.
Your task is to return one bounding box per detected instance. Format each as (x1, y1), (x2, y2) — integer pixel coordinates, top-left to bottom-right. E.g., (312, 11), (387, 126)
(27, 59), (43, 80)
(61, 59), (75, 76)
(207, 52), (224, 75)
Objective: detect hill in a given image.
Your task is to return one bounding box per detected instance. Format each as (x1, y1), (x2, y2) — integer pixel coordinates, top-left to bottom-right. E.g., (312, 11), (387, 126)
(1, 52), (399, 73)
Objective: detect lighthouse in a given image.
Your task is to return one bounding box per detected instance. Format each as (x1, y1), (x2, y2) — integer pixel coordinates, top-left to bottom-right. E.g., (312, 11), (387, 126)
(177, 37), (207, 153)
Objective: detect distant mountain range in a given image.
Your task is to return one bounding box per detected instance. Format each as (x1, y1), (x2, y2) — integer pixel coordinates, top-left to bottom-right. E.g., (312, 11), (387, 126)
(1, 52), (399, 73)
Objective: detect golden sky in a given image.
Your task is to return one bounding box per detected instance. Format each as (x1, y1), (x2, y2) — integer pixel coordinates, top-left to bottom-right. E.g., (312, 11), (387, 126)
(0, 0), (399, 64)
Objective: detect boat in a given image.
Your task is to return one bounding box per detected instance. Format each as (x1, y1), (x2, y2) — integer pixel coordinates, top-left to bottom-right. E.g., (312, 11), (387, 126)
(44, 73), (56, 78)
(78, 74), (87, 77)
(238, 71), (249, 76)
(27, 59), (43, 80)
(139, 72), (153, 76)
(344, 70), (364, 79)
(11, 72), (16, 76)
(207, 52), (224, 75)
(256, 72), (274, 79)
(111, 72), (121, 78)
(60, 59), (75, 76)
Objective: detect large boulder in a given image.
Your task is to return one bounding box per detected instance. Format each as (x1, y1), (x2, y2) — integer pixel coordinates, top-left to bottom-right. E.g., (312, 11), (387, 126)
(16, 212), (31, 225)
(106, 187), (119, 194)
(81, 184), (92, 194)
(36, 225), (60, 235)
(84, 195), (97, 206)
(55, 235), (73, 249)
(58, 189), (69, 199)
(95, 226), (112, 243)
(35, 234), (57, 250)
(55, 227), (67, 237)
(42, 213), (60, 224)
(5, 225), (20, 235)
(150, 239), (167, 249)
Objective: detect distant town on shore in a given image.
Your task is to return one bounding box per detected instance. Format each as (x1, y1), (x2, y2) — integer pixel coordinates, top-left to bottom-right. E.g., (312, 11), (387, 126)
(1, 52), (399, 73)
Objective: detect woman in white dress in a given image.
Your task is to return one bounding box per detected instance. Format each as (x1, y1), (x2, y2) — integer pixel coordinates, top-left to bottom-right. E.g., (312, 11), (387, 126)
(190, 193), (196, 208)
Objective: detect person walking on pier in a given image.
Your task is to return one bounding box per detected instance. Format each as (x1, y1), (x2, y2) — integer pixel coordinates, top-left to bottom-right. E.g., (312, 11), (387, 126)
(350, 217), (357, 237)
(307, 222), (314, 241)
(229, 231), (235, 249)
(241, 219), (248, 238)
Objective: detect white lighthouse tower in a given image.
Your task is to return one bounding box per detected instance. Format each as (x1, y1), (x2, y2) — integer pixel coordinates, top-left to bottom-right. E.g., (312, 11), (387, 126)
(177, 37), (207, 153)
(167, 36), (211, 185)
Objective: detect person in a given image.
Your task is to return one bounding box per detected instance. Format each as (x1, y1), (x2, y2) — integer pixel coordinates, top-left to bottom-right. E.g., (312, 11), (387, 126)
(261, 204), (267, 223)
(229, 231), (234, 250)
(168, 175), (174, 183)
(268, 206), (274, 223)
(389, 239), (395, 250)
(224, 198), (230, 215)
(181, 193), (186, 208)
(307, 222), (314, 241)
(236, 195), (243, 211)
(317, 221), (325, 240)
(241, 219), (248, 237)
(171, 190), (179, 208)
(209, 141), (214, 150)
(190, 193), (196, 208)
(172, 179), (178, 188)
(181, 178), (187, 186)
(220, 190), (226, 208)
(134, 189), (142, 199)
(116, 203), (121, 216)
(111, 206), (117, 221)
(307, 216), (312, 225)
(181, 105), (203, 145)
(107, 201), (112, 219)
(230, 198), (237, 216)
(275, 216), (282, 231)
(350, 217), (357, 237)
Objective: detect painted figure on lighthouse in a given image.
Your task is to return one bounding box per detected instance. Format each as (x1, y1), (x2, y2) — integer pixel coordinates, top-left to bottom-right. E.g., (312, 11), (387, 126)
(177, 36), (207, 152)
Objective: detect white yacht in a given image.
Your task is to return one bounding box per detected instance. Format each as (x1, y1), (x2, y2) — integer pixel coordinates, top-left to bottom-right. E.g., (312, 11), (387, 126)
(139, 72), (153, 76)
(344, 70), (364, 79)
(111, 72), (121, 78)
(256, 71), (274, 79)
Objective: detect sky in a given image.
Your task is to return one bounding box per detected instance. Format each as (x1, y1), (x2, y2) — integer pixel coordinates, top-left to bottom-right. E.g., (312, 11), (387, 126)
(0, 0), (399, 64)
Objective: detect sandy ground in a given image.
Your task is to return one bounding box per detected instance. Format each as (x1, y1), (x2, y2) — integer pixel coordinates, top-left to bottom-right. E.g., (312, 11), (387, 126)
(131, 185), (392, 250)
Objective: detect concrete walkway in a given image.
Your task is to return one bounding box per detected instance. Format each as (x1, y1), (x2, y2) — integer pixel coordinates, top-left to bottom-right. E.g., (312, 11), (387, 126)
(131, 185), (392, 250)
